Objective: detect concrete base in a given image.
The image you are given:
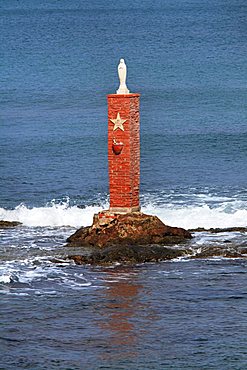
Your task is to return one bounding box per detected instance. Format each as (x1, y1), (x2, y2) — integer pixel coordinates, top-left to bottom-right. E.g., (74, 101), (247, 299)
(109, 206), (140, 214)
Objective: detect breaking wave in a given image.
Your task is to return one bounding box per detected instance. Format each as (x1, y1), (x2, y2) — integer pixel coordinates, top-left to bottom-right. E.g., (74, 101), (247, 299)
(0, 199), (105, 228)
(142, 203), (247, 229)
(0, 194), (246, 229)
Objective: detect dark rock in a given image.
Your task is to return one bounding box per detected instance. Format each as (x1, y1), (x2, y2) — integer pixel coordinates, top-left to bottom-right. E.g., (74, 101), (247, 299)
(0, 220), (22, 228)
(66, 211), (192, 248)
(191, 246), (243, 259)
(189, 227), (247, 233)
(69, 244), (187, 265)
(239, 247), (247, 255)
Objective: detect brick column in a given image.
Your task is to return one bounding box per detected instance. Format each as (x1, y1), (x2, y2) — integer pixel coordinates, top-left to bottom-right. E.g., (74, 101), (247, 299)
(107, 93), (140, 213)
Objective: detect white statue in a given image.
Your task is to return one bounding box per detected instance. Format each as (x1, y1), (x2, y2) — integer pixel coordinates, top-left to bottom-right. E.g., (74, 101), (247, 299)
(116, 58), (129, 94)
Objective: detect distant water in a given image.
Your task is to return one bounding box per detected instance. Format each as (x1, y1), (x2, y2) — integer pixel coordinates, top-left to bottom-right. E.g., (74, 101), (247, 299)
(1, 0), (247, 369)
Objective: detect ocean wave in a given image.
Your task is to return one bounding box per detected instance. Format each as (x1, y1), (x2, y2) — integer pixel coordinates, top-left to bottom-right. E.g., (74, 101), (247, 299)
(0, 199), (105, 228)
(0, 195), (246, 229)
(142, 203), (247, 229)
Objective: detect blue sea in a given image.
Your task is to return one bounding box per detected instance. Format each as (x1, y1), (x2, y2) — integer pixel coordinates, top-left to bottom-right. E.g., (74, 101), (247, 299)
(1, 0), (247, 368)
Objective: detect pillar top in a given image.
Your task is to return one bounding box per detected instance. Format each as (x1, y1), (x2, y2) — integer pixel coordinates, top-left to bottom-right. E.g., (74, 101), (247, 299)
(108, 93), (140, 98)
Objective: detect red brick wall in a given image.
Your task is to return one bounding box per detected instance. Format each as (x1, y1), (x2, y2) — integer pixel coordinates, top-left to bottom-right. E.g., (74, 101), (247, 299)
(107, 93), (140, 212)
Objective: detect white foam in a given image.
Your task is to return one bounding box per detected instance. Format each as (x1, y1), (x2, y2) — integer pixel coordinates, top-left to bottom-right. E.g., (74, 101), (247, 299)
(142, 202), (247, 229)
(0, 274), (12, 284)
(0, 200), (107, 227)
(0, 266), (19, 284)
(0, 195), (246, 229)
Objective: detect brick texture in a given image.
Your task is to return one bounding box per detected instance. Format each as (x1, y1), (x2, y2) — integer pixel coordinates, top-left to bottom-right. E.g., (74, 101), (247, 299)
(107, 93), (140, 212)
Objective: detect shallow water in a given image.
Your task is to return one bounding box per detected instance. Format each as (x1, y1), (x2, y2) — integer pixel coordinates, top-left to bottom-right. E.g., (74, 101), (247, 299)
(2, 258), (247, 369)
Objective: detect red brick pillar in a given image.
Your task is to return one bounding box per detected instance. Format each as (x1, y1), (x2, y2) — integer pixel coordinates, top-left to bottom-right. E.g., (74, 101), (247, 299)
(107, 93), (140, 213)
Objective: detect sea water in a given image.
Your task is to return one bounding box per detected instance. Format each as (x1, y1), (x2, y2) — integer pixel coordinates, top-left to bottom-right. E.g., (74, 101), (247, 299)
(1, 0), (247, 368)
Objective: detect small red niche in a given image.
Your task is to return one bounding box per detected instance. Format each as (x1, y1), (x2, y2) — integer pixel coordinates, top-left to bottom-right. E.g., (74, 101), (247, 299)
(112, 139), (124, 155)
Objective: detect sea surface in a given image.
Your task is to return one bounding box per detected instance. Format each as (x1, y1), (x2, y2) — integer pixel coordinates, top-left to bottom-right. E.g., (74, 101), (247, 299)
(1, 0), (247, 368)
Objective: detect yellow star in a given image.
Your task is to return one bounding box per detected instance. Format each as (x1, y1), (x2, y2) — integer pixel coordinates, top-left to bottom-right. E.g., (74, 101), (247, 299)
(110, 112), (127, 131)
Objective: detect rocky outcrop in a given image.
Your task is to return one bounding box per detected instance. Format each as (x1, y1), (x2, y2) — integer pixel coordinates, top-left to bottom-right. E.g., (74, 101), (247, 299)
(64, 213), (247, 265)
(0, 220), (22, 228)
(189, 227), (247, 233)
(67, 211), (192, 248)
(69, 244), (187, 265)
(67, 243), (247, 266)
(190, 246), (244, 259)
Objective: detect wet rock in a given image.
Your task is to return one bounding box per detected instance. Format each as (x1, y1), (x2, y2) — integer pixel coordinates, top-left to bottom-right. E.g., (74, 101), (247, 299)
(189, 227), (247, 233)
(191, 246), (244, 259)
(239, 247), (247, 255)
(67, 211), (192, 249)
(69, 244), (187, 265)
(0, 220), (22, 228)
